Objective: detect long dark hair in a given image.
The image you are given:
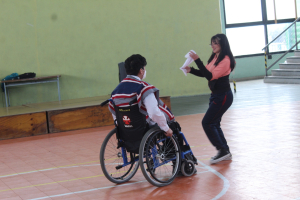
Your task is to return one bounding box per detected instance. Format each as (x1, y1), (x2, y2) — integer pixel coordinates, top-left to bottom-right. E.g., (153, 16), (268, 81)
(207, 34), (235, 71)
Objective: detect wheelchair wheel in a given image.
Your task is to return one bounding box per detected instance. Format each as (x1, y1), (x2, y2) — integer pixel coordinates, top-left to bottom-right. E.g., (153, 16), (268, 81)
(100, 128), (139, 184)
(181, 160), (195, 176)
(139, 127), (181, 187)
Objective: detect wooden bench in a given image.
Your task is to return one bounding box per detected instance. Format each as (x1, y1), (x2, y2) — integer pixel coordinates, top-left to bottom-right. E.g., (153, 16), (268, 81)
(0, 95), (171, 139)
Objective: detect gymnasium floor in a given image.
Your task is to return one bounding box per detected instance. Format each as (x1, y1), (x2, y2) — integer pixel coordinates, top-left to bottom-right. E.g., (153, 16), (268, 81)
(0, 79), (300, 200)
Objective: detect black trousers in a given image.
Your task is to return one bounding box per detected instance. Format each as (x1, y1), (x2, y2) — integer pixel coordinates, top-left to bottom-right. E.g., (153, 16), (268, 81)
(202, 90), (233, 151)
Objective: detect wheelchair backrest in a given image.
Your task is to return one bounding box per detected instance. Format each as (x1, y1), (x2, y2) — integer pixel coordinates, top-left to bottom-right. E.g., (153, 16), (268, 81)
(114, 103), (147, 153)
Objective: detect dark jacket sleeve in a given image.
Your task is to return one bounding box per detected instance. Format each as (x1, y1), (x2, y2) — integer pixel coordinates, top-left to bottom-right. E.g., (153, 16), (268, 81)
(194, 58), (212, 81)
(190, 67), (204, 77)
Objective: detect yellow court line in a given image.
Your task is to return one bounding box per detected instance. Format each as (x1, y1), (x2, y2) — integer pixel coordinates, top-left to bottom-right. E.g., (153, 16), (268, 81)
(0, 156), (210, 193)
(0, 169), (131, 193)
(0, 156), (211, 193)
(0, 143), (211, 193)
(197, 158), (210, 161)
(0, 144), (209, 179)
(0, 160), (100, 178)
(190, 144), (210, 148)
(0, 174), (104, 192)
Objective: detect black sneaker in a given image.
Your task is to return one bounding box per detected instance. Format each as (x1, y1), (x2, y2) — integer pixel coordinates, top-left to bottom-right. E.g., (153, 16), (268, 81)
(210, 150), (232, 164)
(211, 154), (232, 160)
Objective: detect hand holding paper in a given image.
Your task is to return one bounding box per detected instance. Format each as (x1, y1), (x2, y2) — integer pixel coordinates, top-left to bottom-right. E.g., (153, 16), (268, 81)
(180, 50), (196, 76)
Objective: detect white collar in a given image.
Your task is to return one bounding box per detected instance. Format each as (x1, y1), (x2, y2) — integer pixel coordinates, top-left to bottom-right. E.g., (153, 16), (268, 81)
(130, 75), (141, 81)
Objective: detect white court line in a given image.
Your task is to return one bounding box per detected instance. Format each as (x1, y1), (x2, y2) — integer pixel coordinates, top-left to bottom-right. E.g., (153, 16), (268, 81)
(0, 164), (100, 178)
(197, 160), (230, 200)
(28, 180), (146, 200)
(28, 159), (229, 200)
(196, 167), (206, 169)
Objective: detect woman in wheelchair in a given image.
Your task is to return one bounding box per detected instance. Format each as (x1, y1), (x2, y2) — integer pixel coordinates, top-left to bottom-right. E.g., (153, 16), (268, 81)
(100, 54), (197, 187)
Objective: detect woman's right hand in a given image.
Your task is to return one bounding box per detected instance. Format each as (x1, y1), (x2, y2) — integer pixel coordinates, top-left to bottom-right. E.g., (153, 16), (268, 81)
(182, 66), (191, 73)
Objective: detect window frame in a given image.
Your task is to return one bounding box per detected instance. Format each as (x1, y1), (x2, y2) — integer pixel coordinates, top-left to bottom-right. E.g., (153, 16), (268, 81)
(222, 0), (297, 58)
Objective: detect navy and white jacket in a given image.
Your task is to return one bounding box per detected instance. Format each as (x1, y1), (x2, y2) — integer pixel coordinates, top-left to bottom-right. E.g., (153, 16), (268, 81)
(109, 75), (174, 127)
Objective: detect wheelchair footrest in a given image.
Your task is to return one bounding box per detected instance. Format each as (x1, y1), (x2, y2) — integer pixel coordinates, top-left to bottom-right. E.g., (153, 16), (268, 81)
(183, 150), (198, 165)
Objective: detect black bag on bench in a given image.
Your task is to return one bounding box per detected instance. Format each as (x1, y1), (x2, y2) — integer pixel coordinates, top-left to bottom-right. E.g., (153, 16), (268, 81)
(19, 72), (36, 79)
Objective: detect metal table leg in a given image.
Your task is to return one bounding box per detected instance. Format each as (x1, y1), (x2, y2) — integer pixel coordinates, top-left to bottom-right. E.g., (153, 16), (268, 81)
(3, 83), (8, 107)
(57, 77), (61, 101)
(7, 89), (10, 107)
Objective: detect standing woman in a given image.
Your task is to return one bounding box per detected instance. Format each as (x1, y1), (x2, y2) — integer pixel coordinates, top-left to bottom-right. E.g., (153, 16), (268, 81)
(183, 34), (235, 164)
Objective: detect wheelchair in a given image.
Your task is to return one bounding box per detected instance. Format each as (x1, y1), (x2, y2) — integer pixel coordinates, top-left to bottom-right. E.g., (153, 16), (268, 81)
(99, 99), (197, 187)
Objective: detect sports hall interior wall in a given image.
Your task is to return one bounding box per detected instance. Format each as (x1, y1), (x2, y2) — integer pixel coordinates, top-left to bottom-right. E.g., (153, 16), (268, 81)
(0, 0), (222, 107)
(1, 0), (287, 107)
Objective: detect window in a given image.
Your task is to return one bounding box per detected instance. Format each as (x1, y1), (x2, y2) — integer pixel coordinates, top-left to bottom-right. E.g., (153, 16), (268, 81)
(226, 26), (265, 56)
(267, 23), (296, 52)
(224, 0), (262, 24)
(266, 0), (295, 20)
(223, 0), (298, 56)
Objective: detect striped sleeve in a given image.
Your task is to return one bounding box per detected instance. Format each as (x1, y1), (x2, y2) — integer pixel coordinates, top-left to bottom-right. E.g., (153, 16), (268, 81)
(108, 101), (116, 116)
(158, 99), (175, 121)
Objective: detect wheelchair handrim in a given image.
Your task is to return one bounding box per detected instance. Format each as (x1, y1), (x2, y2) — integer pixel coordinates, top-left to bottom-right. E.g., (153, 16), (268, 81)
(145, 131), (180, 183)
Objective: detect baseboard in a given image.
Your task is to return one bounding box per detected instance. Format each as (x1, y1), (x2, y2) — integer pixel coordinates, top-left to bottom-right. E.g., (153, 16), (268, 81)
(230, 76), (265, 82)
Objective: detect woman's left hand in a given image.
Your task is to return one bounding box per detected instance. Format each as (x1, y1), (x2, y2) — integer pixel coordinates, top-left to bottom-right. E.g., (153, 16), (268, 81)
(189, 51), (199, 60)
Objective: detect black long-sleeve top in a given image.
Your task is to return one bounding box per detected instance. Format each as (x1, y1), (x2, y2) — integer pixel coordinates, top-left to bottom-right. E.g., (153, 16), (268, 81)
(190, 58), (231, 93)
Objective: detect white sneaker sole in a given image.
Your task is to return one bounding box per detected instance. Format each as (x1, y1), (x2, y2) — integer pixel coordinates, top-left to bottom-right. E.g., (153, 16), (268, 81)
(210, 153), (232, 164)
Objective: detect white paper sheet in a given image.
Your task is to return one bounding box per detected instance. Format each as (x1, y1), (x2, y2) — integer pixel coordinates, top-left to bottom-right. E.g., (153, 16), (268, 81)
(180, 50), (196, 76)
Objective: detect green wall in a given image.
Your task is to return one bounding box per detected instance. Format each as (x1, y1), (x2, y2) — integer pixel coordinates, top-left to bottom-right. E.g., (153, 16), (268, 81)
(0, 0), (222, 107)
(230, 53), (294, 80)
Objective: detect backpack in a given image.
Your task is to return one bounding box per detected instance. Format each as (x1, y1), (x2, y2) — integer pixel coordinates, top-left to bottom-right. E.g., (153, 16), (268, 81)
(1, 73), (19, 92)
(115, 104), (147, 154)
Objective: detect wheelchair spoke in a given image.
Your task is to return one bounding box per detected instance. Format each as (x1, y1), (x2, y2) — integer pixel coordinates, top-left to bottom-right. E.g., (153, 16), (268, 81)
(100, 128), (139, 184)
(139, 129), (181, 186)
